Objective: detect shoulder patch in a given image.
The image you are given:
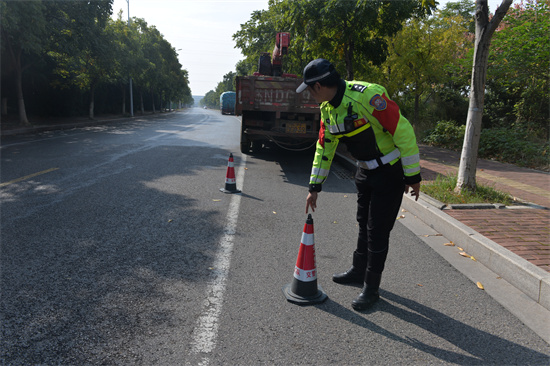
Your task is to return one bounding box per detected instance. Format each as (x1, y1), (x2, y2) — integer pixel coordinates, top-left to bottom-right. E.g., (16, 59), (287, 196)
(369, 94), (387, 111)
(351, 84), (367, 93)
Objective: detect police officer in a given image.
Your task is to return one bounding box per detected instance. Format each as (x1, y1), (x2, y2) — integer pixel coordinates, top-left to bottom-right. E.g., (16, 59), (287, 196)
(296, 58), (421, 311)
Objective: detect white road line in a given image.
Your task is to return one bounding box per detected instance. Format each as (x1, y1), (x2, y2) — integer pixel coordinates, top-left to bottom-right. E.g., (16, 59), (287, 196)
(188, 154), (247, 365)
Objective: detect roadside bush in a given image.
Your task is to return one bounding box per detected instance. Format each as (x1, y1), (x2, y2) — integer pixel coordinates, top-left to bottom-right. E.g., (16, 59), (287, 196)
(478, 128), (549, 171)
(422, 120), (549, 171)
(421, 120), (465, 150)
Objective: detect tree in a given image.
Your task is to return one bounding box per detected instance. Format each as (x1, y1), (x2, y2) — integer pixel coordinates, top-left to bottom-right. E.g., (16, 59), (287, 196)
(455, 0), (513, 194)
(107, 12), (142, 115)
(219, 72), (236, 93)
(485, 0), (549, 136)
(233, 0), (436, 80)
(382, 12), (470, 124)
(201, 71), (237, 109)
(131, 18), (160, 113)
(201, 90), (218, 109)
(47, 0), (114, 119)
(0, 1), (47, 126)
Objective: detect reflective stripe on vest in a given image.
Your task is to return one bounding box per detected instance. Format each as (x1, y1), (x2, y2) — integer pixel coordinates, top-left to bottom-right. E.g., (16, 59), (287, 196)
(328, 122), (347, 135)
(401, 153), (420, 166)
(356, 148), (401, 170)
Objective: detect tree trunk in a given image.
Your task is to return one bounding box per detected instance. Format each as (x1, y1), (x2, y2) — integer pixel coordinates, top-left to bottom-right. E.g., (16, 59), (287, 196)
(151, 90), (156, 113)
(140, 90), (145, 115)
(89, 83), (95, 119)
(414, 88), (420, 125)
(15, 67), (30, 126)
(455, 0), (513, 194)
(122, 86), (126, 115)
(11, 46), (30, 126)
(345, 36), (354, 80)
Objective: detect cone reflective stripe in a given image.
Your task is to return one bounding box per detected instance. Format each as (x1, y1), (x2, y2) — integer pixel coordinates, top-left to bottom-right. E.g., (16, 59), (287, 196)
(220, 153), (241, 194)
(294, 222), (316, 282)
(283, 214), (328, 305)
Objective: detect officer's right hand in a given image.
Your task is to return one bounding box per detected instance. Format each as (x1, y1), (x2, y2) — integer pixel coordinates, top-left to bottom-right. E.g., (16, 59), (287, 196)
(306, 192), (318, 213)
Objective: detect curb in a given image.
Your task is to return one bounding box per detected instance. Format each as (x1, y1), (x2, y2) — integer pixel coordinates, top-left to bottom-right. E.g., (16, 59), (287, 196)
(401, 194), (550, 311)
(334, 152), (550, 311)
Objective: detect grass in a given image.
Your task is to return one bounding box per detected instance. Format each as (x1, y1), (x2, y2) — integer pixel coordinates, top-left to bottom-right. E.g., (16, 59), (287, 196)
(422, 173), (514, 206)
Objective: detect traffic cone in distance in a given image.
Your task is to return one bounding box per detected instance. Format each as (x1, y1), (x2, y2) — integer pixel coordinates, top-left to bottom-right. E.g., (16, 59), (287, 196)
(283, 214), (328, 305)
(220, 153), (241, 194)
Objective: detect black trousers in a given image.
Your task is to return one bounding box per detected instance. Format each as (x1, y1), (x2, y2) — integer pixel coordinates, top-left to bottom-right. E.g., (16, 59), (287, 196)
(353, 160), (405, 288)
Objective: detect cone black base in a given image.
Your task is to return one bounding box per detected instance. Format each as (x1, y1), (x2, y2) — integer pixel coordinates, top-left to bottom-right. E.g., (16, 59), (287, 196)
(219, 186), (241, 194)
(282, 282), (327, 305)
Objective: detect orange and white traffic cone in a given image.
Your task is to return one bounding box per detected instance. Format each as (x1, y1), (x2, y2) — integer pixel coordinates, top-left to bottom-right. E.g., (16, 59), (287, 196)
(220, 153), (241, 194)
(283, 214), (328, 305)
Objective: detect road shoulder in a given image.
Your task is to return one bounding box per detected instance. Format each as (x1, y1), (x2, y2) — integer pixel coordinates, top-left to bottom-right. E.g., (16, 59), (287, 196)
(397, 204), (550, 344)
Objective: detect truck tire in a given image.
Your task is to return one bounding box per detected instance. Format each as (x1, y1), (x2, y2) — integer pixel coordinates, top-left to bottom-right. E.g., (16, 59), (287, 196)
(240, 124), (251, 154)
(251, 140), (262, 153)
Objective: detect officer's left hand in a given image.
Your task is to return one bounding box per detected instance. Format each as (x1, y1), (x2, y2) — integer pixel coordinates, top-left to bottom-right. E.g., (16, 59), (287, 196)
(405, 183), (420, 201)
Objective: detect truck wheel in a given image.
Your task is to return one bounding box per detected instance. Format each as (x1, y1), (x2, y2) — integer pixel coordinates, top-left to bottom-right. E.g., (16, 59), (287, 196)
(240, 139), (251, 154)
(240, 128), (251, 154)
(251, 140), (262, 153)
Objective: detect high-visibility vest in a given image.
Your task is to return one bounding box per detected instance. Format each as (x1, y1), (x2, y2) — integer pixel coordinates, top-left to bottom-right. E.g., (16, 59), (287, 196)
(309, 81), (421, 191)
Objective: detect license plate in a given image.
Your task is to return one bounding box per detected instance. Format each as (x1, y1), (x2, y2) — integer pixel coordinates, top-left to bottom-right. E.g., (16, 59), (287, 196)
(285, 122), (306, 134)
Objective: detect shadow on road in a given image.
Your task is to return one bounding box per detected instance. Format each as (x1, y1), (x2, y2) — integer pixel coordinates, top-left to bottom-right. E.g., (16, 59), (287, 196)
(315, 291), (549, 365)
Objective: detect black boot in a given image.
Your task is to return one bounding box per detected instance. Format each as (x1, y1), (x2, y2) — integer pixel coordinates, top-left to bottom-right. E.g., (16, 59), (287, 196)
(351, 272), (381, 311)
(332, 267), (364, 285)
(351, 286), (380, 311)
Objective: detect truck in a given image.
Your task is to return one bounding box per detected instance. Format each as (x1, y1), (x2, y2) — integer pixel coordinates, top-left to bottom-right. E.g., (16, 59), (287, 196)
(235, 32), (320, 154)
(220, 91), (236, 115)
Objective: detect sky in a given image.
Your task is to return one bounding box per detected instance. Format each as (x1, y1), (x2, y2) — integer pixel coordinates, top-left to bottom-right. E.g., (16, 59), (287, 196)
(111, 0), (506, 96)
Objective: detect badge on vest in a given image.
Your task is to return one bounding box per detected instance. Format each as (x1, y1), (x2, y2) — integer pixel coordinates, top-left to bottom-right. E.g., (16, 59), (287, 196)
(369, 94), (387, 111)
(354, 118), (368, 128)
(351, 84), (367, 93)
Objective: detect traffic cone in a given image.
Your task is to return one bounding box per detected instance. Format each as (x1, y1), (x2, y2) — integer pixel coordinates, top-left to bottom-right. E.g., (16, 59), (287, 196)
(283, 214), (328, 305)
(220, 153), (241, 194)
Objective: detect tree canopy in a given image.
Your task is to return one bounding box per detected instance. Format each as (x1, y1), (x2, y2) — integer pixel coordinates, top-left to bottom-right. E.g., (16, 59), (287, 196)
(233, 0), (436, 80)
(1, 0), (193, 123)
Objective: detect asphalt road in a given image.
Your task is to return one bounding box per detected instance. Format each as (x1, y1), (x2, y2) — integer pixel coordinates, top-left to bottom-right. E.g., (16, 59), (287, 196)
(1, 108), (548, 365)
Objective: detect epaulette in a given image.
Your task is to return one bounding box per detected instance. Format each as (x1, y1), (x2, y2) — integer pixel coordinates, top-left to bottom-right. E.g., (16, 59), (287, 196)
(350, 84), (367, 93)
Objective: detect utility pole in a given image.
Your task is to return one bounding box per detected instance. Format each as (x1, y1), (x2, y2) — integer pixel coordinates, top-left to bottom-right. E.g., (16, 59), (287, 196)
(127, 0), (134, 117)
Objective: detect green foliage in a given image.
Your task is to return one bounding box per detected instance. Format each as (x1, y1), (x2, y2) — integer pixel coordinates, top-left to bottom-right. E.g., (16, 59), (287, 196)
(233, 0), (434, 80)
(422, 120), (465, 150)
(422, 121), (549, 171)
(1, 0), (192, 120)
(486, 0), (549, 137)
(0, 1), (47, 55)
(201, 72), (237, 109)
(478, 128), (549, 170)
(200, 90), (218, 109)
(380, 12), (471, 124)
(422, 173), (514, 205)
